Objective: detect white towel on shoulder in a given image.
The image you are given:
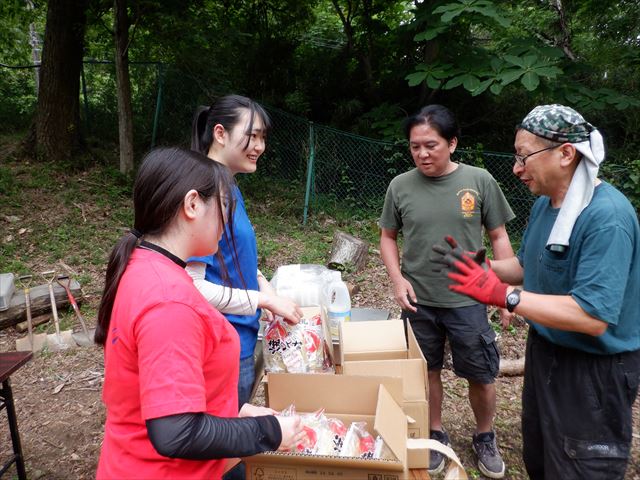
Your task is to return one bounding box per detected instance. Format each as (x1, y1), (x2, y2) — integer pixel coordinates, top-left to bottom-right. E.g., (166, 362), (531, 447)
(546, 129), (606, 250)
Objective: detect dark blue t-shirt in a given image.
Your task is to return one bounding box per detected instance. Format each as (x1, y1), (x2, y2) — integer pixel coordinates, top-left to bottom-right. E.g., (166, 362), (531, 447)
(517, 181), (640, 354)
(189, 186), (261, 359)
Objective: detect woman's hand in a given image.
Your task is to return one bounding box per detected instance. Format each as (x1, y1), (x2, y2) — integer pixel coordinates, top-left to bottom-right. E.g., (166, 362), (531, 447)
(238, 403), (278, 418)
(257, 274), (303, 323)
(276, 415), (304, 451)
(258, 291), (303, 324)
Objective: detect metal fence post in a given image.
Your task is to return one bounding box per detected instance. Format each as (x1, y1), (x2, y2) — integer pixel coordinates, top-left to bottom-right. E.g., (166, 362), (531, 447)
(80, 63), (90, 133)
(150, 63), (164, 148)
(302, 121), (315, 225)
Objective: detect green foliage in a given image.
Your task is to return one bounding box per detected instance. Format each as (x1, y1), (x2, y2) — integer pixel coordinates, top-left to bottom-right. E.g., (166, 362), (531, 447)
(0, 0), (42, 64)
(356, 103), (405, 140)
(0, 0), (638, 185)
(0, 69), (37, 129)
(601, 159), (640, 211)
(407, 0), (639, 114)
(432, 0), (510, 27)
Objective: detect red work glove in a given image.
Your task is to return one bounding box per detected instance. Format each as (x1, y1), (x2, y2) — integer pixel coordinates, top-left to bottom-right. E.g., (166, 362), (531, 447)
(447, 254), (508, 308)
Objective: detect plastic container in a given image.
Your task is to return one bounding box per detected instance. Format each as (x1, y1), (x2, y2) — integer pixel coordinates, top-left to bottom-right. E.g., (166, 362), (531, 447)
(326, 271), (351, 339)
(0, 272), (15, 311)
(271, 264), (330, 306)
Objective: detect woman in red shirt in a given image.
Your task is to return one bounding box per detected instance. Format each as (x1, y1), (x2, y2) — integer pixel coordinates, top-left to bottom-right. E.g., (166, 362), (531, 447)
(94, 147), (302, 480)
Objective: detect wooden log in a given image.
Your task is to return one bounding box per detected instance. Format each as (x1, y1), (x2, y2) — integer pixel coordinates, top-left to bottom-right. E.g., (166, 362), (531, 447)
(0, 280), (82, 331)
(499, 357), (525, 376)
(327, 230), (369, 273)
(15, 313), (51, 333)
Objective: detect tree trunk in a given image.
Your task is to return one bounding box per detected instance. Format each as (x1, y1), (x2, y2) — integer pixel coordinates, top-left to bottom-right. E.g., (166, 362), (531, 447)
(114, 0), (135, 174)
(550, 0), (577, 61)
(34, 0), (87, 162)
(359, 0), (378, 104)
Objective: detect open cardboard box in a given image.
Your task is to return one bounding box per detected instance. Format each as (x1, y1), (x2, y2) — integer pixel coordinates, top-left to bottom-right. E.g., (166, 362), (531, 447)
(245, 373), (421, 480)
(340, 320), (430, 443)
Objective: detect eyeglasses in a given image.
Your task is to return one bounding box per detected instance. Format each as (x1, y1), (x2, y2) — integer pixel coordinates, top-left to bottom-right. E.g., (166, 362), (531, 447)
(513, 145), (558, 168)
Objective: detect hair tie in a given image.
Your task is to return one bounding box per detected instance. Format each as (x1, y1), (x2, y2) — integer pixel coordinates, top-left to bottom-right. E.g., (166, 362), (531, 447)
(130, 228), (143, 239)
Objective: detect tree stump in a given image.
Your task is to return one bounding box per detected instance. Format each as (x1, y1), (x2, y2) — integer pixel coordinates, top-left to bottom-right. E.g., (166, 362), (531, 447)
(327, 230), (369, 272)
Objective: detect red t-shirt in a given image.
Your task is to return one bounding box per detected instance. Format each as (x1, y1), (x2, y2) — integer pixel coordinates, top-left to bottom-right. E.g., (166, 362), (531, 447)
(96, 248), (240, 480)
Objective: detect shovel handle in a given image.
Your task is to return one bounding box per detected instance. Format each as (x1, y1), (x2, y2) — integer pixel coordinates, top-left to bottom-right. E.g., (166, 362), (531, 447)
(24, 287), (33, 347)
(48, 283), (61, 337)
(56, 278), (89, 336)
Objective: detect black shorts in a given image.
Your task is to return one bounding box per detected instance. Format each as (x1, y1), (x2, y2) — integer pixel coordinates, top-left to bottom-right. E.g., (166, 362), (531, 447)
(522, 328), (640, 480)
(401, 303), (499, 384)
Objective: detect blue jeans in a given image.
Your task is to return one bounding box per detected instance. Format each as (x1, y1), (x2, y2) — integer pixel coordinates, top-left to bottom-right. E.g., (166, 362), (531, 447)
(238, 354), (255, 410)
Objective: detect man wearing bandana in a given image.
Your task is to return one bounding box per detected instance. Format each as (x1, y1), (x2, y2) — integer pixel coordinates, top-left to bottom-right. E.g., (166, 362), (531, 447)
(432, 104), (640, 479)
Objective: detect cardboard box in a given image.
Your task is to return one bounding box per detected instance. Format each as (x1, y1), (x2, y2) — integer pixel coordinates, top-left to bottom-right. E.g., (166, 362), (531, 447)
(338, 319), (408, 364)
(338, 319), (426, 364)
(341, 321), (430, 440)
(246, 373), (412, 480)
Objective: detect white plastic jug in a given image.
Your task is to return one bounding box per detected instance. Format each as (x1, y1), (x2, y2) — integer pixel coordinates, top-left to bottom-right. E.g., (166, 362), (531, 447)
(326, 271), (351, 339)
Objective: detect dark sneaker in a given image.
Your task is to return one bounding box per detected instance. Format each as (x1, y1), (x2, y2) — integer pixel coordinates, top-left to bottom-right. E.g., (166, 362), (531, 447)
(472, 431), (505, 479)
(428, 429), (450, 475)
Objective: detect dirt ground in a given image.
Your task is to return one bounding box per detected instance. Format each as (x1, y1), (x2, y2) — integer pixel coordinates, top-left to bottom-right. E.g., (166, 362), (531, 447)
(1, 248), (638, 480)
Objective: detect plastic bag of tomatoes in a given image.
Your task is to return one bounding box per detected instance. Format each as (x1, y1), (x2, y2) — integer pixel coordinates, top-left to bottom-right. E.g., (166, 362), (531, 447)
(280, 405), (347, 456)
(263, 313), (333, 374)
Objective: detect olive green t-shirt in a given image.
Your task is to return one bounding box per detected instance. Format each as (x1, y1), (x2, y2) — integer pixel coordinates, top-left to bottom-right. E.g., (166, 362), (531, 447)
(380, 163), (515, 307)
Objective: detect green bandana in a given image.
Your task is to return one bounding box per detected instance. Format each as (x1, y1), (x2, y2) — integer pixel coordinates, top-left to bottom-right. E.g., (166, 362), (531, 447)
(518, 104), (595, 143)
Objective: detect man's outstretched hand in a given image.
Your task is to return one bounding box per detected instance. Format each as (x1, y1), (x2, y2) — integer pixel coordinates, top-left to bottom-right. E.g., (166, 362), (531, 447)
(431, 235), (490, 272)
(431, 236), (507, 308)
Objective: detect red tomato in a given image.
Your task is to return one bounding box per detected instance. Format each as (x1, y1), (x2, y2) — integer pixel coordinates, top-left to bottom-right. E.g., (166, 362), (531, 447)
(304, 330), (321, 353)
(265, 322), (287, 341)
(296, 425), (318, 452)
(359, 433), (375, 454)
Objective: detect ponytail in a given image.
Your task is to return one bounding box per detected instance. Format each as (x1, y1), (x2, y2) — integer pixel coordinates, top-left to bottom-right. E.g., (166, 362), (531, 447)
(95, 232), (139, 345)
(190, 95), (271, 156)
(191, 105), (211, 155)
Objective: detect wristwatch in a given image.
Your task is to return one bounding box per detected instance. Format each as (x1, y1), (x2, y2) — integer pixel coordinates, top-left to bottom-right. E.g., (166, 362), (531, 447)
(506, 288), (522, 313)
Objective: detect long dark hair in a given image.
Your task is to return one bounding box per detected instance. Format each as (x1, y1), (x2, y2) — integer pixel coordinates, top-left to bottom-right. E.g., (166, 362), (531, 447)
(191, 94), (271, 155)
(95, 147), (236, 345)
(403, 104), (460, 143)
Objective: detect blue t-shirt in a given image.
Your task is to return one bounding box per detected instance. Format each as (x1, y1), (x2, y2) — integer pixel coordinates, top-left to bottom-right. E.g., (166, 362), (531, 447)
(517, 181), (640, 354)
(189, 186), (261, 359)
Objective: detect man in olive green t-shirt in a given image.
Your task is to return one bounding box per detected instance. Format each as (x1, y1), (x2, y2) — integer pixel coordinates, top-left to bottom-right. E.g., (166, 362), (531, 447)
(380, 105), (515, 478)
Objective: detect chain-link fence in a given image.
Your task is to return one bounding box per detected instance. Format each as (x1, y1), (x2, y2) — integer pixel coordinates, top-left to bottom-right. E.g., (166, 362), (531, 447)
(261, 106), (532, 237)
